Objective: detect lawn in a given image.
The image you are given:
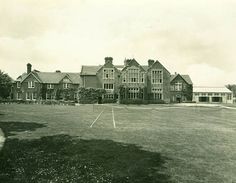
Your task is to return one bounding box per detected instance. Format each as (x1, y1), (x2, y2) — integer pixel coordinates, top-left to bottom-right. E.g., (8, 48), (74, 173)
(0, 103), (236, 183)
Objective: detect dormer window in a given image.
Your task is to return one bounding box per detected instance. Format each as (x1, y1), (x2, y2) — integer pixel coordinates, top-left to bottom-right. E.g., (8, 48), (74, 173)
(17, 82), (21, 88)
(28, 81), (35, 88)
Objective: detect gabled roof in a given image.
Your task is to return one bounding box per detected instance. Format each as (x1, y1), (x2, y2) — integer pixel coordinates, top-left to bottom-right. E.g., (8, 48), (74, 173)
(141, 65), (149, 71)
(122, 59), (146, 72)
(17, 71), (80, 84)
(16, 73), (28, 82)
(147, 60), (170, 74)
(193, 87), (232, 93)
(35, 72), (80, 84)
(170, 74), (193, 85)
(80, 65), (102, 75)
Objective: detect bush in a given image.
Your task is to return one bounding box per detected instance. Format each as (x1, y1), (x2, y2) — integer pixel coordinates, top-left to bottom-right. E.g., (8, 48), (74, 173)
(102, 98), (117, 104)
(120, 99), (165, 105)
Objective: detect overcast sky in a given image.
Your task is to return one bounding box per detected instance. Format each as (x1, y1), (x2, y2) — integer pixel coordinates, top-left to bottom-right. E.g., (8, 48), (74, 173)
(0, 0), (235, 86)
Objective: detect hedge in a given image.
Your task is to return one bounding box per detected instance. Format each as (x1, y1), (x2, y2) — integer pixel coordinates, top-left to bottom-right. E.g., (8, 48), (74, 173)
(120, 99), (165, 105)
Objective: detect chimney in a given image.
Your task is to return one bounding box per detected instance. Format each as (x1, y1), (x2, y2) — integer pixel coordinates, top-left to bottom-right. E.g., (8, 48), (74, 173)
(55, 70), (61, 73)
(148, 59), (155, 67)
(124, 59), (131, 67)
(105, 57), (113, 64)
(27, 63), (32, 74)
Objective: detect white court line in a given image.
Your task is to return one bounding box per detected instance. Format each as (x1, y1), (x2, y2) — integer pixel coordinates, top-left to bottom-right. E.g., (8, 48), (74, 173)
(220, 106), (236, 110)
(90, 110), (104, 128)
(112, 107), (116, 128)
(112, 105), (186, 110)
(155, 106), (186, 110)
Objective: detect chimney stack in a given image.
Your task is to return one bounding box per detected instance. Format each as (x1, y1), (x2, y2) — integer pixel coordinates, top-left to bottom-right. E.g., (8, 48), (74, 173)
(124, 59), (132, 67)
(148, 59), (155, 67)
(27, 63), (32, 74)
(104, 57), (113, 64)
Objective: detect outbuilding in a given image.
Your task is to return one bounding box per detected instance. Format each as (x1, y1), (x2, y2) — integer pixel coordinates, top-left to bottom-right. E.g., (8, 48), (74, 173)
(193, 87), (233, 104)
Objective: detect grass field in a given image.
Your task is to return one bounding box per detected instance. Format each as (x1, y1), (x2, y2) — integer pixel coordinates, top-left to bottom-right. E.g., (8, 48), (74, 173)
(0, 103), (236, 183)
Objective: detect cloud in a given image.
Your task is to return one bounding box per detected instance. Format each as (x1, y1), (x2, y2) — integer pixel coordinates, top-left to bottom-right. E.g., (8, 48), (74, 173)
(0, 0), (236, 86)
(186, 63), (235, 86)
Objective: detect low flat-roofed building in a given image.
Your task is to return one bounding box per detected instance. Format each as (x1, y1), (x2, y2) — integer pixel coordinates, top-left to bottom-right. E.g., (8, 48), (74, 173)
(193, 87), (233, 104)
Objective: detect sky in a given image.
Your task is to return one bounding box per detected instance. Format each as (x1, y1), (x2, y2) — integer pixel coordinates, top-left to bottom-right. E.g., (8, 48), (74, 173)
(0, 0), (235, 86)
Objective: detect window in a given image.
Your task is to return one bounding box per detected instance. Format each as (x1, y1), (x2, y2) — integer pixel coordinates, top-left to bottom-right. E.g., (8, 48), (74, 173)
(103, 68), (114, 79)
(17, 82), (21, 88)
(47, 84), (54, 89)
(151, 69), (163, 84)
(152, 87), (162, 100)
(194, 93), (199, 96)
(175, 82), (182, 91)
(122, 74), (126, 83)
(153, 93), (162, 100)
(17, 92), (22, 100)
(140, 72), (145, 83)
(26, 92), (30, 100)
(63, 83), (70, 89)
(103, 83), (114, 90)
(227, 94), (232, 100)
(28, 81), (35, 88)
(63, 78), (70, 83)
(128, 88), (139, 99)
(46, 93), (51, 100)
(32, 92), (37, 100)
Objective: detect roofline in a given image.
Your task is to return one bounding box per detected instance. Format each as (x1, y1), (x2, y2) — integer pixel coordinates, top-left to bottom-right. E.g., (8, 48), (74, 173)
(147, 60), (171, 74)
(20, 72), (42, 83)
(170, 74), (192, 85)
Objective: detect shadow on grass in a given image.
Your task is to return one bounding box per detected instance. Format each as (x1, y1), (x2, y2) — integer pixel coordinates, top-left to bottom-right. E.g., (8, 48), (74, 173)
(0, 121), (46, 137)
(0, 133), (173, 182)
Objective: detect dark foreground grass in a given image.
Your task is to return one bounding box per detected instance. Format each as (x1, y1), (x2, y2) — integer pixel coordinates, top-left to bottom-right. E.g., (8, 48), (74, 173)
(0, 104), (236, 183)
(0, 121), (171, 183)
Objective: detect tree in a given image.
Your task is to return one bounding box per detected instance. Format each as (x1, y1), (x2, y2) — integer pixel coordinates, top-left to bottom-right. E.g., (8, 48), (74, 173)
(0, 70), (13, 99)
(226, 84), (236, 97)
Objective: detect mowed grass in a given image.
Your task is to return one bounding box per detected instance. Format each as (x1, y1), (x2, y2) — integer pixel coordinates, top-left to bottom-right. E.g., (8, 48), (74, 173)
(0, 104), (236, 182)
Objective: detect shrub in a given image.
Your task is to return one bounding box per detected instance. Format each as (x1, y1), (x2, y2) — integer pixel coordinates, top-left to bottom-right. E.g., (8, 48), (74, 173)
(102, 98), (117, 104)
(120, 99), (165, 105)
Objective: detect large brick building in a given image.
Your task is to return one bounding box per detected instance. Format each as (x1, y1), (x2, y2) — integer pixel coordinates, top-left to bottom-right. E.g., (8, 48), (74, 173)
(80, 57), (192, 103)
(12, 63), (81, 101)
(12, 57), (193, 103)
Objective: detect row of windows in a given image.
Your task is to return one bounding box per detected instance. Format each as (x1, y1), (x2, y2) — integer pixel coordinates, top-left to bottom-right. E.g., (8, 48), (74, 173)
(122, 68), (145, 83)
(153, 93), (162, 100)
(17, 92), (37, 100)
(128, 88), (140, 93)
(103, 83), (114, 90)
(194, 93), (230, 96)
(152, 88), (162, 93)
(17, 82), (71, 89)
(17, 92), (78, 100)
(151, 70), (163, 84)
(170, 82), (186, 91)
